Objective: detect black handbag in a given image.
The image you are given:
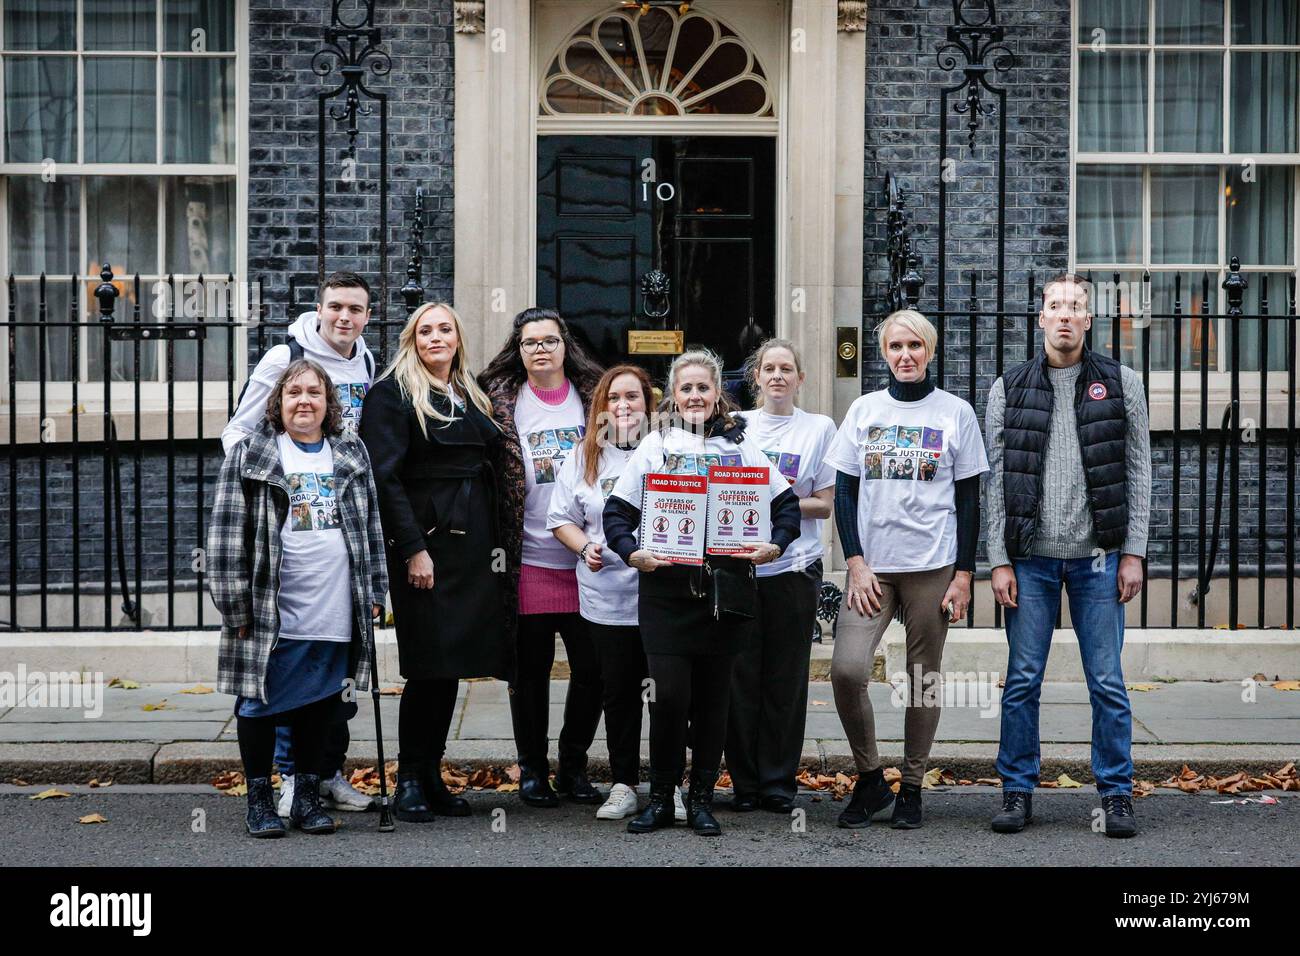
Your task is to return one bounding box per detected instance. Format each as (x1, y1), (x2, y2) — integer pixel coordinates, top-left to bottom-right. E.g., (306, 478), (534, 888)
(704, 557), (757, 621)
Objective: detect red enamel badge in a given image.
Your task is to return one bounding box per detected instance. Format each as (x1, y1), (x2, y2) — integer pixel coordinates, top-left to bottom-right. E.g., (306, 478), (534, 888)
(1088, 382), (1107, 400)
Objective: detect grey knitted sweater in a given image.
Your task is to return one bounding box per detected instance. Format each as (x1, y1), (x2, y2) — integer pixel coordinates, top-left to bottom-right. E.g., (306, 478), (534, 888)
(983, 361), (1151, 567)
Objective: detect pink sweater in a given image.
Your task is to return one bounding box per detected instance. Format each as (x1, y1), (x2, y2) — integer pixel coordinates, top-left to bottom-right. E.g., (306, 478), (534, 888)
(519, 379), (580, 615)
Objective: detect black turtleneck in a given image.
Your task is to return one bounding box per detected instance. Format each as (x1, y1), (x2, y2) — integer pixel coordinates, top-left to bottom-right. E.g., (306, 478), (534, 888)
(833, 369), (981, 575)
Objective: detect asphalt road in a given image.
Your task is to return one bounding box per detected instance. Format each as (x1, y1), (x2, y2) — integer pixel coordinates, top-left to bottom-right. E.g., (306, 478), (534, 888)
(3, 785), (1294, 867)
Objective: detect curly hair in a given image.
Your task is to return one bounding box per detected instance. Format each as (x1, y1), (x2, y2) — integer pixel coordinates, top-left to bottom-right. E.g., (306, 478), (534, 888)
(266, 359), (344, 436)
(478, 307), (605, 397)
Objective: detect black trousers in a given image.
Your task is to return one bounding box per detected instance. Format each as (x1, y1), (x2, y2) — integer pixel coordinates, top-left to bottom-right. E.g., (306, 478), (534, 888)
(646, 651), (735, 784)
(510, 612), (603, 775)
(588, 622), (649, 786)
(397, 677), (460, 770)
(725, 562), (820, 799)
(238, 694), (340, 781)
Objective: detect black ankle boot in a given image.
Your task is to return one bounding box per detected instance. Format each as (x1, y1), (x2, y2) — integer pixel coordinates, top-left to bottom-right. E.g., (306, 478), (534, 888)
(556, 766), (603, 804)
(289, 772), (336, 834)
(394, 769), (437, 822)
(991, 791), (1033, 833)
(837, 768), (894, 829)
(518, 761), (559, 808)
(627, 776), (676, 834)
(686, 771), (721, 836)
(245, 777), (286, 838)
(891, 782), (923, 829)
(421, 761), (471, 817)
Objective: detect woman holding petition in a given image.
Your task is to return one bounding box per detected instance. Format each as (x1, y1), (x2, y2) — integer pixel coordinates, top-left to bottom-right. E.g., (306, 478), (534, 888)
(209, 359), (388, 838)
(480, 308), (607, 807)
(603, 349), (802, 836)
(547, 364), (687, 822)
(826, 309), (988, 830)
(359, 302), (510, 822)
(726, 339), (838, 814)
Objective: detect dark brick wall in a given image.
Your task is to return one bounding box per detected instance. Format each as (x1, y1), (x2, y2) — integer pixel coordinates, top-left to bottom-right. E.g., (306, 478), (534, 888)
(247, 0), (456, 330)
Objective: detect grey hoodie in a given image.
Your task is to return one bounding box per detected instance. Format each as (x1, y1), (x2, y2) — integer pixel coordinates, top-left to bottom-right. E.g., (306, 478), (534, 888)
(220, 311), (376, 453)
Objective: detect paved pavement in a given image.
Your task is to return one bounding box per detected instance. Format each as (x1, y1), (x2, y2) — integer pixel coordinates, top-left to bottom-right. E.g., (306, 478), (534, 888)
(2, 674), (1296, 784)
(1, 784), (1294, 867)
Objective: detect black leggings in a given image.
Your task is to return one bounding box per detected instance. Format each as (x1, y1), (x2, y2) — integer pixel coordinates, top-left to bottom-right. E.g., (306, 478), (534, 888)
(588, 622), (649, 786)
(510, 612), (603, 774)
(646, 652), (735, 784)
(237, 694), (339, 781)
(397, 677), (460, 769)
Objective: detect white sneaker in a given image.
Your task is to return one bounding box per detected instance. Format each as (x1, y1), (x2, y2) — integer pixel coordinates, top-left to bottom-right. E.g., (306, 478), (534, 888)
(319, 770), (375, 812)
(673, 786), (687, 822)
(596, 783), (639, 820)
(276, 774), (294, 819)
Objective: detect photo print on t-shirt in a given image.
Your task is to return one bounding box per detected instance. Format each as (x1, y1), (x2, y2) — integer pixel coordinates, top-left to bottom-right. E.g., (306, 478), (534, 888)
(599, 477), (617, 499)
(863, 423), (944, 482)
(287, 472), (340, 531)
(660, 452), (742, 476)
(526, 426), (585, 485)
(337, 383), (369, 432)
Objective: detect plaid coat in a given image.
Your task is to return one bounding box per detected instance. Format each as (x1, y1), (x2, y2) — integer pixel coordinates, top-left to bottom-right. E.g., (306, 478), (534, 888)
(208, 420), (389, 702)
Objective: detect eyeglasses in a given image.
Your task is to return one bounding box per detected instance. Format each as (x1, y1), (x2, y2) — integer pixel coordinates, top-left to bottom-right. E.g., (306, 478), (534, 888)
(520, 336), (563, 354)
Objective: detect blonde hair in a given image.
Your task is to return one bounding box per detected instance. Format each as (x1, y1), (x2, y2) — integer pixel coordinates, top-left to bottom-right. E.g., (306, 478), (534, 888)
(874, 309), (938, 363)
(742, 337), (804, 409)
(658, 348), (740, 428)
(379, 303), (499, 438)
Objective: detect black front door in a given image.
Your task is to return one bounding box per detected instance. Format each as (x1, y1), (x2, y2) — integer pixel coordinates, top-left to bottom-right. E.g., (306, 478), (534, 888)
(536, 135), (776, 386)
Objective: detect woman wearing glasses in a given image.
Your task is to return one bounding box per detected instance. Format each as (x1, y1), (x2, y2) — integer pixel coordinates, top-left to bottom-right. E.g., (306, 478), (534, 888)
(480, 309), (606, 807)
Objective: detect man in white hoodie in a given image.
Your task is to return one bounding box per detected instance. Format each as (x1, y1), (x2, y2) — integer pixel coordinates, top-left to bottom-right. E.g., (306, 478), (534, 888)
(221, 270), (379, 815)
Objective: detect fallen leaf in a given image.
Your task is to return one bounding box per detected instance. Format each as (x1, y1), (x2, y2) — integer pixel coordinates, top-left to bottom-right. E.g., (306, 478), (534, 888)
(495, 782), (520, 793)
(379, 686), (404, 696)
(1251, 673), (1268, 682)
(1272, 680), (1300, 691)
(975, 777), (1002, 787)
(78, 813), (108, 824)
(10, 778), (29, 787)
(1056, 774), (1084, 789)
(178, 684), (214, 695)
(223, 784), (248, 797)
(1126, 683), (1160, 692)
(141, 700), (174, 711)
(211, 770), (245, 791)
(87, 778), (113, 788)
(716, 772), (733, 789)
(810, 700), (827, 707)
(107, 678), (139, 690)
(31, 789), (71, 800)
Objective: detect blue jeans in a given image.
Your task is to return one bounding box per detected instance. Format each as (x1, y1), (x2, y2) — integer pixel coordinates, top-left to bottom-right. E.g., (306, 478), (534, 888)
(273, 701), (357, 777)
(996, 552), (1133, 796)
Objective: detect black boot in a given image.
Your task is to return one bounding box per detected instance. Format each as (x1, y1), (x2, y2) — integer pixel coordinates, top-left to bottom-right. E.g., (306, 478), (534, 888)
(518, 761), (559, 808)
(686, 771), (722, 837)
(245, 777), (286, 838)
(627, 775), (676, 834)
(991, 791), (1033, 833)
(891, 782), (923, 829)
(394, 771), (437, 823)
(556, 764), (603, 804)
(837, 768), (894, 829)
(1101, 794), (1137, 838)
(421, 760), (471, 817)
(289, 772), (337, 834)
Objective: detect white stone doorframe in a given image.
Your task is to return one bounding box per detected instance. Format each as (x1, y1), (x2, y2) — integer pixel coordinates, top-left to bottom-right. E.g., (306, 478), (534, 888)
(452, 0), (867, 427)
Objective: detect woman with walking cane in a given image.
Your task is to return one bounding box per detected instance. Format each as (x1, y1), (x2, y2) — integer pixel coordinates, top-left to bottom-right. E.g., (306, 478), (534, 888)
(360, 302), (512, 822)
(209, 358), (389, 838)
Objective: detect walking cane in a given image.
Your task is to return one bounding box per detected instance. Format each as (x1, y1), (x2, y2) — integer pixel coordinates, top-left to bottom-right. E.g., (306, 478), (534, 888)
(365, 607), (396, 832)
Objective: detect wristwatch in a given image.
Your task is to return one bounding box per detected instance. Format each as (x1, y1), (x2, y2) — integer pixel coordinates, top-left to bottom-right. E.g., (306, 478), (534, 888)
(578, 542), (592, 561)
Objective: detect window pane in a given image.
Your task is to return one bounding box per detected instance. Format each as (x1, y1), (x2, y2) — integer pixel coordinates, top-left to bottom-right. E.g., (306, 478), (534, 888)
(164, 58), (235, 163)
(4, 56), (76, 163)
(1155, 0), (1222, 44)
(85, 0), (156, 51)
(85, 277), (160, 382)
(1078, 51), (1147, 152)
(1076, 166), (1142, 262)
(1151, 165), (1217, 263)
(7, 177), (79, 275)
(1155, 52), (1222, 151)
(166, 276), (233, 382)
(85, 57), (157, 163)
(12, 279), (76, 381)
(87, 176), (159, 276)
(1076, 0), (1147, 44)
(1227, 165), (1294, 266)
(1230, 53), (1299, 153)
(1231, 0), (1300, 44)
(1229, 273), (1291, 372)
(1148, 271), (1213, 371)
(1087, 270), (1145, 367)
(165, 0), (236, 51)
(165, 176), (234, 274)
(3, 0), (75, 51)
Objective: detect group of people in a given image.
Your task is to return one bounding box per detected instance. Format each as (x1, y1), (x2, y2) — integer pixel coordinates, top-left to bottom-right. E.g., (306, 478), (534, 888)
(209, 269), (1151, 841)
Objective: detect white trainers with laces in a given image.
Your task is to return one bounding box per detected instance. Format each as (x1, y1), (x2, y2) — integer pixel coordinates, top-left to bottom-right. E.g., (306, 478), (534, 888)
(673, 786), (687, 822)
(276, 774), (294, 819)
(595, 782), (639, 820)
(319, 770), (375, 811)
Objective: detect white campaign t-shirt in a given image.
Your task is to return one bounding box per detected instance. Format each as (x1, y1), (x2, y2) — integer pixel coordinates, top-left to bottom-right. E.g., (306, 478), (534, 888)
(276, 433), (353, 641)
(825, 388), (988, 573)
(546, 441), (639, 625)
(516, 382), (587, 569)
(610, 426), (791, 536)
(740, 407), (838, 578)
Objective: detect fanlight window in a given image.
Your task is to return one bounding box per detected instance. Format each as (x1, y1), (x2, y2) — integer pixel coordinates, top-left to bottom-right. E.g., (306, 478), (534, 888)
(541, 6), (773, 117)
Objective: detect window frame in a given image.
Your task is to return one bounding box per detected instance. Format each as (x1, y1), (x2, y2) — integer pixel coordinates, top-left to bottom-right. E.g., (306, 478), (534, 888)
(1069, 0), (1300, 423)
(0, 0), (248, 438)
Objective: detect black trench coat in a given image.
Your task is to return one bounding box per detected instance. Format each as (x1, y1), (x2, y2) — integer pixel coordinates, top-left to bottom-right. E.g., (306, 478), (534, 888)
(360, 377), (514, 682)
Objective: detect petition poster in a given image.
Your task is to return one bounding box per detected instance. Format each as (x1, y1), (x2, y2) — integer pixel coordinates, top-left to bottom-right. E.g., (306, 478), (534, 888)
(705, 466), (770, 555)
(639, 473), (708, 565)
